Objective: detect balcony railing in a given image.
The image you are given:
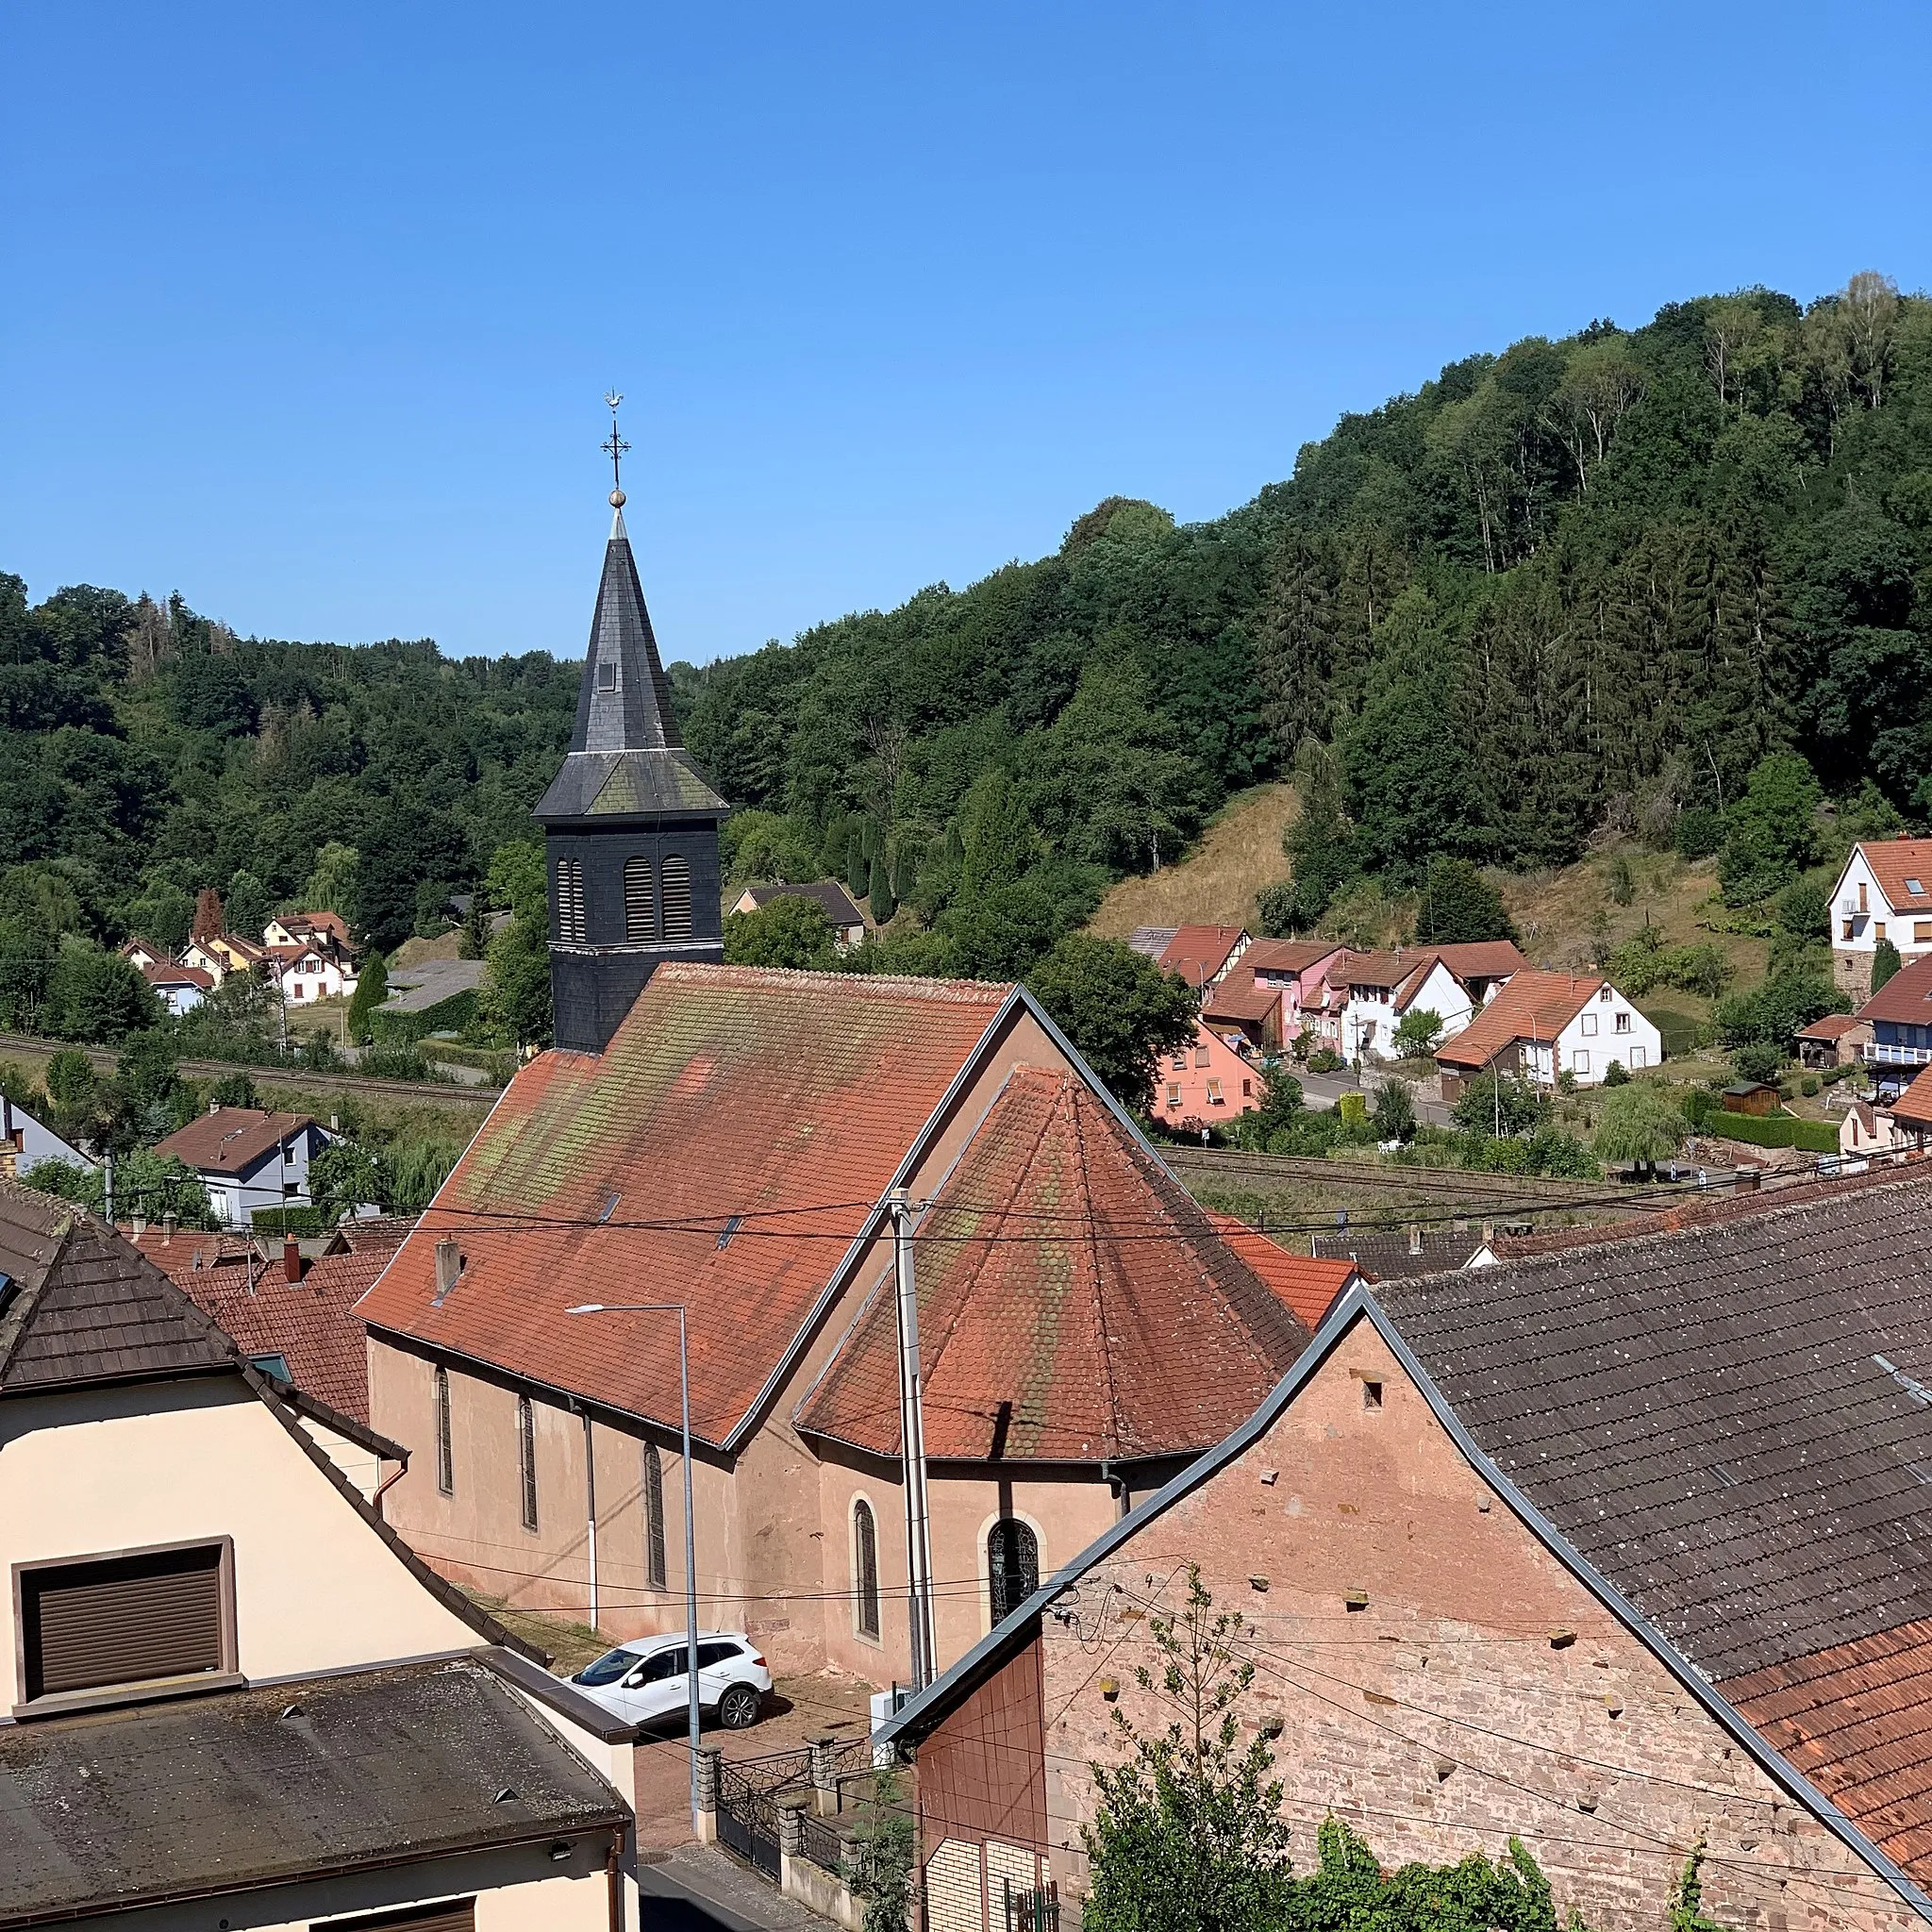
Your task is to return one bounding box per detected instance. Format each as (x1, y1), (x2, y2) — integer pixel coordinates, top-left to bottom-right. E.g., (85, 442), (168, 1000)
(1864, 1042), (1932, 1067)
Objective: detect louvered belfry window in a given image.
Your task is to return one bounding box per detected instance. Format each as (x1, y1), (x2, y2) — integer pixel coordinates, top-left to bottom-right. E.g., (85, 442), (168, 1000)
(22, 1543), (227, 1700)
(659, 856), (692, 940)
(624, 856), (655, 942)
(556, 859), (587, 942)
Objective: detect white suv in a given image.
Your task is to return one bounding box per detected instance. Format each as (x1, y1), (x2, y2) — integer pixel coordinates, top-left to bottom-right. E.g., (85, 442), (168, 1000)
(569, 1631), (772, 1730)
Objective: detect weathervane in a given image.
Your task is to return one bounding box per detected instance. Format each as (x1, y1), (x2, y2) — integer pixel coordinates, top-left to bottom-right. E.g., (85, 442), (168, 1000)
(602, 391), (629, 508)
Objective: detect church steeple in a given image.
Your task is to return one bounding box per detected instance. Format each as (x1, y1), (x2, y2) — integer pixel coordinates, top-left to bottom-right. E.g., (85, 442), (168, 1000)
(534, 398), (727, 1053)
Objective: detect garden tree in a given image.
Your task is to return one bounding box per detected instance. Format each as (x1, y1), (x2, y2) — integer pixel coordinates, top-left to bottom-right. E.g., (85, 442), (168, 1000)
(208, 1072), (258, 1107)
(842, 1770), (915, 1932)
(1731, 1041), (1786, 1085)
(721, 808), (819, 884)
(192, 887), (225, 940)
(43, 1048), (102, 1147)
(308, 1139), (386, 1221)
(1391, 1007), (1446, 1058)
(44, 944), (157, 1042)
(125, 880), (194, 951)
(1024, 935), (1199, 1110)
(1449, 1071), (1550, 1138)
(1371, 1078), (1418, 1141)
(1079, 1567), (1292, 1932)
(1872, 935), (1903, 991)
(1415, 855), (1515, 945)
(867, 852), (896, 924)
(111, 1029), (189, 1149)
(458, 891), (491, 960)
(1718, 753), (1823, 905)
(301, 840), (359, 921)
(1715, 970), (1844, 1049)
(723, 897), (838, 972)
(941, 876), (1069, 983)
(1591, 1083), (1687, 1176)
(225, 870), (271, 940)
(345, 952), (389, 1044)
(476, 840), (551, 1050)
(23, 1149), (214, 1228)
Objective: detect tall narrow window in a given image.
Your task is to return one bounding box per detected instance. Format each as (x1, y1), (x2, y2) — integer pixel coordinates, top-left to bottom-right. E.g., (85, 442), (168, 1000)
(518, 1395), (539, 1532)
(853, 1498), (880, 1639)
(660, 856), (692, 940)
(434, 1365), (454, 1495)
(556, 859), (586, 942)
(624, 856), (655, 942)
(643, 1441), (667, 1590)
(988, 1518), (1039, 1624)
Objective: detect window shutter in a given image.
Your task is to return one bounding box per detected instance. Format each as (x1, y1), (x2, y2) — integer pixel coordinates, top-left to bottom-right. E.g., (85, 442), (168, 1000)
(624, 857), (655, 942)
(643, 1441), (667, 1590)
(25, 1545), (225, 1699)
(660, 857), (692, 940)
(311, 1899), (477, 1932)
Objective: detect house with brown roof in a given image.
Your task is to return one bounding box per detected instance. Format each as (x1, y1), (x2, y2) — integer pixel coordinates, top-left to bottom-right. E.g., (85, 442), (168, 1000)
(356, 964), (1316, 1690)
(1799, 1008), (1871, 1068)
(181, 929), (270, 986)
(1831, 838), (1932, 997)
(1854, 954), (1932, 1091)
(1148, 1011), (1267, 1132)
(728, 880), (867, 950)
(0, 1177), (639, 1932)
(1316, 941), (1526, 1064)
(1435, 969), (1660, 1094)
(151, 1105), (330, 1227)
(880, 1172), (1932, 1932)
(1242, 938), (1346, 1045)
(1156, 924), (1249, 987)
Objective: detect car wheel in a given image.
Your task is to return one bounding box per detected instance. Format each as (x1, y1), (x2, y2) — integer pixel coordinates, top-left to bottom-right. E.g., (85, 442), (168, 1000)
(717, 1683), (762, 1730)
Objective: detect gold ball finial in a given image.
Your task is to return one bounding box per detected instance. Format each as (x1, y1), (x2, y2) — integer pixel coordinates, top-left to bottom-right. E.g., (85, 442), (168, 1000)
(609, 488), (626, 508)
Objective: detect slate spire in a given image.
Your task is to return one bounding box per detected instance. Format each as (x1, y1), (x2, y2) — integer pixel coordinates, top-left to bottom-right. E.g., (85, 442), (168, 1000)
(570, 508), (684, 757)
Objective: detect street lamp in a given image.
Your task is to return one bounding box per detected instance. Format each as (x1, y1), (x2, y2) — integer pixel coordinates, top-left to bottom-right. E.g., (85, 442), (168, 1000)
(566, 1301), (701, 1838)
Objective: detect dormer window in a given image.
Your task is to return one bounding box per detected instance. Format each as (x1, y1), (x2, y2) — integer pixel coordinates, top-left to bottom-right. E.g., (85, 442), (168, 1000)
(1909, 878), (1924, 897)
(596, 661), (618, 693)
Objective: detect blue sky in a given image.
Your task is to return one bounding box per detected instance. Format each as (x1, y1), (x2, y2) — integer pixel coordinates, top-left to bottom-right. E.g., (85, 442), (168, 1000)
(3, 4), (1928, 665)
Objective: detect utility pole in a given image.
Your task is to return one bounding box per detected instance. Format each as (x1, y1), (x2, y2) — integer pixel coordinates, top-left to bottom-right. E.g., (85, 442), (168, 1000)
(889, 1186), (936, 1690)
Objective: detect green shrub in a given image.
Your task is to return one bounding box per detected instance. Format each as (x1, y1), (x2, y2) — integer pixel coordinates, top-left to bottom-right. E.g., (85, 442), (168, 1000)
(252, 1204), (328, 1238)
(367, 987), (478, 1044)
(1800, 1074), (1821, 1096)
(1704, 1111), (1838, 1153)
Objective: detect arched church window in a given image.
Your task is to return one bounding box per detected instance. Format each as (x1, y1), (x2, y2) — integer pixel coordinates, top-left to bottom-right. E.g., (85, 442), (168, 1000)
(988, 1518), (1038, 1624)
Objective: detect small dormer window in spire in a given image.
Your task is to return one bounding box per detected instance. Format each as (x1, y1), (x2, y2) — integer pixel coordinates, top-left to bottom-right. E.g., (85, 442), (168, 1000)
(597, 661), (618, 693)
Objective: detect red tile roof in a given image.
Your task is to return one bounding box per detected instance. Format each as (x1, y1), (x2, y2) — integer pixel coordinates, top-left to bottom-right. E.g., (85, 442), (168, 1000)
(1435, 970), (1603, 1069)
(152, 1108), (317, 1175)
(1856, 839), (1932, 915)
(1797, 1012), (1862, 1041)
(1242, 940), (1341, 977)
(1856, 954), (1932, 1025)
(1203, 969), (1279, 1026)
(1890, 1065), (1932, 1130)
(1427, 941), (1527, 980)
(1206, 1215), (1357, 1329)
(332, 1214), (420, 1253)
(1724, 1620), (1932, 1891)
(1158, 925), (1247, 985)
(146, 961), (216, 990)
(793, 1070), (1309, 1462)
(354, 964), (1016, 1445)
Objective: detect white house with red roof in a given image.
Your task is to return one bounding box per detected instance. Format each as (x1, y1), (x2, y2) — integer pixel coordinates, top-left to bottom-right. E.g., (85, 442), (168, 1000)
(1313, 941), (1526, 1064)
(1830, 838), (1932, 997)
(1435, 969), (1659, 1094)
(263, 910), (360, 1004)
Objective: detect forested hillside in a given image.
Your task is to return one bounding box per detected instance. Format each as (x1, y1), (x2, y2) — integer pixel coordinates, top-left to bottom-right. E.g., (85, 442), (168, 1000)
(5, 271), (1929, 1019)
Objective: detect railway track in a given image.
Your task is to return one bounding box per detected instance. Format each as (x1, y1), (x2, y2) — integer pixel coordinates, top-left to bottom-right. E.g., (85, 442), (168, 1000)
(1164, 1144), (1658, 1213)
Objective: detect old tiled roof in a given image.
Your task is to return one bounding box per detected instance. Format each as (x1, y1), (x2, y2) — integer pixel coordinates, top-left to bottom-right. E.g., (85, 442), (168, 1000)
(170, 1247), (388, 1422)
(740, 880), (865, 926)
(1857, 955), (1932, 1026)
(142, 959), (215, 990)
(152, 1108), (316, 1176)
(1798, 1011), (1863, 1041)
(1890, 1068), (1932, 1129)
(356, 964), (1015, 1445)
(793, 1069), (1310, 1462)
(333, 1212), (420, 1253)
(1724, 1621), (1932, 1887)
(0, 1656), (628, 1925)
(0, 1182), (239, 1393)
(1158, 925), (1247, 984)
(1309, 1224), (1491, 1279)
(1126, 926), (1178, 960)
(1333, 949), (1411, 990)
(1242, 939), (1341, 977)
(1857, 839), (1932, 915)
(1206, 1214), (1357, 1328)
(1435, 969), (1603, 1068)
(1203, 969), (1279, 1026)
(1374, 1174), (1932, 1684)
(1428, 940), (1528, 980)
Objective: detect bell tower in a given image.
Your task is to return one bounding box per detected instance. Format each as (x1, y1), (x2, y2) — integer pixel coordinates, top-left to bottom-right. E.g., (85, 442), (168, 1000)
(532, 397), (727, 1053)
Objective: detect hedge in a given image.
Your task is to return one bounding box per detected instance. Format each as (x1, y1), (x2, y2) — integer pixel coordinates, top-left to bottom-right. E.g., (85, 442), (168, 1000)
(368, 987), (479, 1044)
(251, 1205), (329, 1237)
(1706, 1111), (1839, 1154)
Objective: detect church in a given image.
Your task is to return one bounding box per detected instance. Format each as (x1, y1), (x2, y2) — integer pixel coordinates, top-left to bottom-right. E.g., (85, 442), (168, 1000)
(356, 475), (1347, 1698)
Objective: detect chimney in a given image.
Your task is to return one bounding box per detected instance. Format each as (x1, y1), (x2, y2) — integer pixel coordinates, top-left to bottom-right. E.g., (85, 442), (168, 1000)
(161, 1212), (176, 1244)
(1407, 1224), (1422, 1257)
(209, 1098), (221, 1115)
(282, 1236), (302, 1284)
(130, 1208), (147, 1238)
(1481, 1222), (1494, 1244)
(434, 1239), (462, 1300)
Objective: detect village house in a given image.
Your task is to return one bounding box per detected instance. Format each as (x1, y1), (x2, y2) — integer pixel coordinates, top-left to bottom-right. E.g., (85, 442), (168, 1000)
(1435, 968), (1660, 1095)
(1798, 1008), (1871, 1068)
(882, 1172), (1932, 1932)
(265, 909), (361, 1003)
(0, 1091), (94, 1181)
(728, 880), (868, 950)
(1156, 923), (1250, 987)
(151, 1104), (329, 1226)
(355, 497), (1324, 1700)
(0, 1178), (640, 1932)
(1841, 1098), (1907, 1159)
(1148, 1010), (1266, 1132)
(1241, 937), (1346, 1044)
(1830, 837), (1932, 997)
(181, 928), (270, 986)
(1855, 954), (1932, 1091)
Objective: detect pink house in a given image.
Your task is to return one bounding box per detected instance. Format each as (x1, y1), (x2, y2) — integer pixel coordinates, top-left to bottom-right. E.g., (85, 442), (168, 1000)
(1242, 939), (1347, 1043)
(1150, 1021), (1263, 1133)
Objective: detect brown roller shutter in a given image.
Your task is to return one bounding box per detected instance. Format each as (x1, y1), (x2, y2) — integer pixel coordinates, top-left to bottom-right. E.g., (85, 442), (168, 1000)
(24, 1544), (224, 1699)
(314, 1899), (476, 1932)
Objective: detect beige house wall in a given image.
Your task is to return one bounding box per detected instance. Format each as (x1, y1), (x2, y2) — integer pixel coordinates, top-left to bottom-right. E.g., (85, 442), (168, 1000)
(0, 1377), (478, 1690)
(1029, 1319), (1922, 1932)
(367, 997), (1109, 1684)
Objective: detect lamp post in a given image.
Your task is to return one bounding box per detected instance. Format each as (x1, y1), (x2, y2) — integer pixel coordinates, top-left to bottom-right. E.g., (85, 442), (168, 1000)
(566, 1302), (701, 1838)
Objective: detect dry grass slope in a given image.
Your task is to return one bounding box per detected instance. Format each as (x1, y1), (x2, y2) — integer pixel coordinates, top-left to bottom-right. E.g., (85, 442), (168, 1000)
(1087, 782), (1297, 937)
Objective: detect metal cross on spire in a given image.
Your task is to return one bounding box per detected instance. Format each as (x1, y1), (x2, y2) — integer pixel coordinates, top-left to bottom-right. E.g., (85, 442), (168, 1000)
(601, 391), (630, 508)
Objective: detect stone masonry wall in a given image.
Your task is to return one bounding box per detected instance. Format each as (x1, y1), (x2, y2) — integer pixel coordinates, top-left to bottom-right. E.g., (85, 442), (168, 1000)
(1033, 1319), (1921, 1932)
